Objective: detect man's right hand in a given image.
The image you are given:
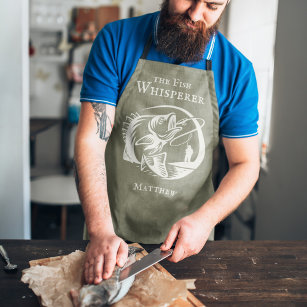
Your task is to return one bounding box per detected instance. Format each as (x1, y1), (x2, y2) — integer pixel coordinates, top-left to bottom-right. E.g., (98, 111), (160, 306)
(84, 233), (128, 284)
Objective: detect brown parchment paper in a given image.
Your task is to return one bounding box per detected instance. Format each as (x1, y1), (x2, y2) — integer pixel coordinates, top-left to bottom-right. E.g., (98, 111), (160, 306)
(113, 268), (187, 307)
(21, 250), (85, 307)
(21, 250), (188, 307)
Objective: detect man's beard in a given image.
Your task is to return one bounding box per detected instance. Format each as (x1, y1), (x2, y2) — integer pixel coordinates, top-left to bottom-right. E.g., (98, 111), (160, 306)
(156, 0), (220, 63)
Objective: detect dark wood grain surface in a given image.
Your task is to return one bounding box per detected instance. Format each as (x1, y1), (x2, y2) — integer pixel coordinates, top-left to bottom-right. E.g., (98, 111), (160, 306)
(0, 240), (306, 307)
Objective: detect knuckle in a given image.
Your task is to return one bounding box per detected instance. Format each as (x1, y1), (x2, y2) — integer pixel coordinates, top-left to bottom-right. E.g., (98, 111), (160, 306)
(89, 258), (95, 265)
(95, 265), (102, 274)
(105, 258), (114, 265)
(181, 219), (192, 228)
(105, 255), (116, 262)
(95, 255), (103, 264)
(104, 245), (111, 252)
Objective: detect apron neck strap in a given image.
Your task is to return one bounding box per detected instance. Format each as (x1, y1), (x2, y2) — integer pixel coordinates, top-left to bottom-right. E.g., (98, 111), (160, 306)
(205, 33), (216, 71)
(141, 34), (153, 59)
(206, 60), (212, 70)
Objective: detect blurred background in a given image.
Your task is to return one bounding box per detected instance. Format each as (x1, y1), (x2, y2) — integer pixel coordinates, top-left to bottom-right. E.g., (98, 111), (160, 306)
(0, 0), (306, 241)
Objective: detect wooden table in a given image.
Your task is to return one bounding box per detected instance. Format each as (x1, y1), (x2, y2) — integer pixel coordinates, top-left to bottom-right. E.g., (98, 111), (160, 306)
(0, 240), (306, 307)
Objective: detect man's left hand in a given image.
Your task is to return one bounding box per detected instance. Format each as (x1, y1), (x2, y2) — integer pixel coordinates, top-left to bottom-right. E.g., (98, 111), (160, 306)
(160, 212), (213, 262)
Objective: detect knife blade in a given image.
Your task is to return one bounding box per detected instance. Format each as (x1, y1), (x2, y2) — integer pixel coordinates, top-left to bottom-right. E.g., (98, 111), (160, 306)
(119, 248), (173, 282)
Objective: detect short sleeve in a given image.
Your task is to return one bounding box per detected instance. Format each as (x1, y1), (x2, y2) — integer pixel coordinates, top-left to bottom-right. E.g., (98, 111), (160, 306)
(80, 24), (119, 107)
(219, 63), (259, 138)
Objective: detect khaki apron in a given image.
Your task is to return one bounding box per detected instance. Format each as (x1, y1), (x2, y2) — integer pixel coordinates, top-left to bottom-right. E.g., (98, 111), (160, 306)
(86, 35), (219, 243)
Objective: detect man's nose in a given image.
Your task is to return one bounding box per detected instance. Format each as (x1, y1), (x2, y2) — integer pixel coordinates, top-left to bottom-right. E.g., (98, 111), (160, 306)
(188, 2), (205, 22)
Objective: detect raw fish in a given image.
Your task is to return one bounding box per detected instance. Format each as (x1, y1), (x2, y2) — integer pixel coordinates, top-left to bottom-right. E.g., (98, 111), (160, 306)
(73, 246), (143, 307)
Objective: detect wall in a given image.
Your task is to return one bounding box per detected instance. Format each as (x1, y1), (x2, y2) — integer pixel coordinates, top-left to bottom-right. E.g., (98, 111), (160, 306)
(255, 0), (307, 239)
(226, 0), (278, 147)
(223, 0), (279, 240)
(0, 1), (30, 238)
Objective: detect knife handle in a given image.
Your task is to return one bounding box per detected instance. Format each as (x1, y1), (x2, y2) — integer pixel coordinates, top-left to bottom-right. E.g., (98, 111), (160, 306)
(0, 245), (10, 263)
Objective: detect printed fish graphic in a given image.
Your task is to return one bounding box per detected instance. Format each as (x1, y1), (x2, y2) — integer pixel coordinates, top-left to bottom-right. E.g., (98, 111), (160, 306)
(122, 112), (150, 164)
(122, 110), (204, 177)
(122, 112), (184, 164)
(71, 246), (143, 307)
(141, 152), (168, 178)
(136, 112), (183, 155)
(122, 107), (206, 179)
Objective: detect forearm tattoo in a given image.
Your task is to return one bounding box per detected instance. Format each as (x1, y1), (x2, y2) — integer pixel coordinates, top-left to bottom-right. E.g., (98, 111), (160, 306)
(91, 102), (112, 141)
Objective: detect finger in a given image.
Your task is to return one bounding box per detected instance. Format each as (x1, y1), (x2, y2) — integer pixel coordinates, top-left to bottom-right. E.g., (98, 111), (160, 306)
(84, 261), (89, 283)
(103, 252), (117, 279)
(84, 258), (92, 283)
(94, 255), (104, 284)
(88, 258), (95, 284)
(169, 242), (185, 263)
(168, 235), (185, 263)
(161, 224), (179, 251)
(116, 241), (128, 267)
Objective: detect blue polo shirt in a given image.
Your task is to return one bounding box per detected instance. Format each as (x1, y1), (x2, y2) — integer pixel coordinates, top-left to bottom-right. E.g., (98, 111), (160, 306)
(80, 12), (258, 138)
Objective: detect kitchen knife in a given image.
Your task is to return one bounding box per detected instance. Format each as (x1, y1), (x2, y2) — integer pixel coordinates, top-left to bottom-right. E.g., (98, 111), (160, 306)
(119, 248), (173, 282)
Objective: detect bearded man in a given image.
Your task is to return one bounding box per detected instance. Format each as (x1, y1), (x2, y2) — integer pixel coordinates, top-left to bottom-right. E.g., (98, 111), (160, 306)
(75, 0), (260, 285)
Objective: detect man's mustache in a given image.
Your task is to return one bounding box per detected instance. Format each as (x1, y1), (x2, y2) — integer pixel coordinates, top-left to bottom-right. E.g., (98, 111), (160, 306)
(164, 12), (206, 34)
